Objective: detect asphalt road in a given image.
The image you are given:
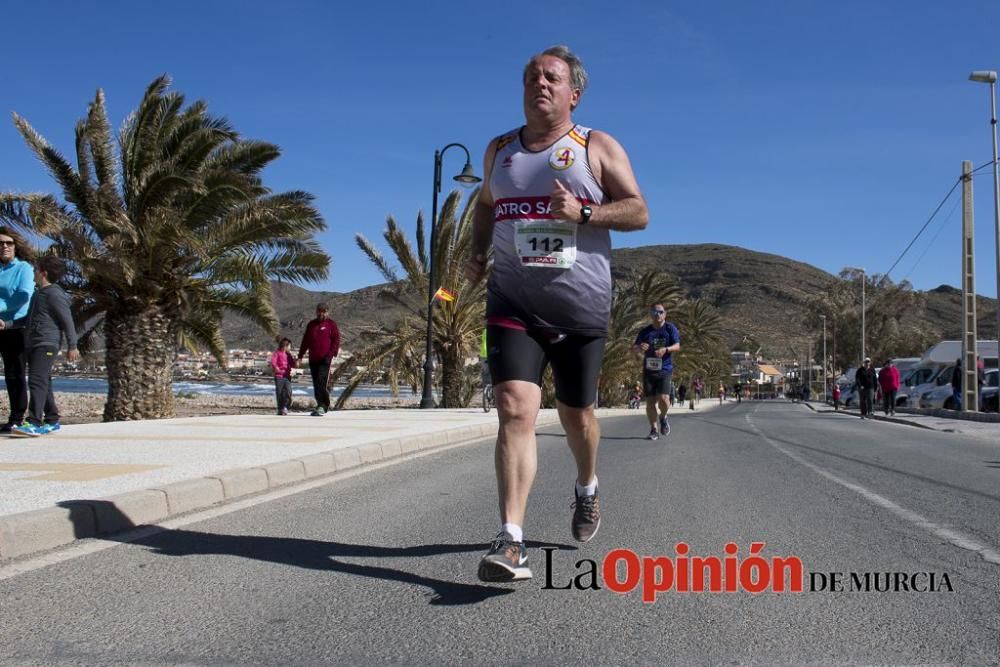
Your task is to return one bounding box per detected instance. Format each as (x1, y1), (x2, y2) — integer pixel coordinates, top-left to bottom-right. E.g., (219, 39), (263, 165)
(1, 401), (998, 666)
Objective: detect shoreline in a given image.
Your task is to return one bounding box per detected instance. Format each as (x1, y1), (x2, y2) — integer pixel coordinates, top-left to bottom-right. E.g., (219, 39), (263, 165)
(49, 391), (423, 425)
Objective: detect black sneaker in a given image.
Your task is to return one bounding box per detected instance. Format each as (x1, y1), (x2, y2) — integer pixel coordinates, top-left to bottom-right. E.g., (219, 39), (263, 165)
(477, 532), (532, 582)
(646, 428), (659, 440)
(0, 422), (14, 434)
(659, 415), (670, 436)
(571, 489), (601, 542)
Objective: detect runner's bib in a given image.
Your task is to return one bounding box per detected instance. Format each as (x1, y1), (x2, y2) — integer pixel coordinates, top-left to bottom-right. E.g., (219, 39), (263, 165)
(645, 357), (663, 371)
(514, 221), (578, 269)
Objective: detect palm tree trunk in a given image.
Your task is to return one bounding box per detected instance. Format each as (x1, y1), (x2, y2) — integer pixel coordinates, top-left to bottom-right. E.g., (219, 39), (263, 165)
(103, 306), (178, 420)
(439, 344), (465, 408)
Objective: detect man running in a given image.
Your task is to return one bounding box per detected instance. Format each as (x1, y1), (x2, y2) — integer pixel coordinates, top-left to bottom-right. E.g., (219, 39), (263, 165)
(465, 45), (648, 582)
(633, 304), (681, 440)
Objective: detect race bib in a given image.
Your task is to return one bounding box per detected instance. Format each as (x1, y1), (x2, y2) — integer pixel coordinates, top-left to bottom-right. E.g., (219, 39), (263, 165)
(645, 357), (663, 371)
(514, 221), (578, 269)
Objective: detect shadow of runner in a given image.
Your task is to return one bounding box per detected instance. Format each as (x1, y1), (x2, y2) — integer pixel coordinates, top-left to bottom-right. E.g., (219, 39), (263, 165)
(59, 503), (577, 607)
(127, 529), (577, 606)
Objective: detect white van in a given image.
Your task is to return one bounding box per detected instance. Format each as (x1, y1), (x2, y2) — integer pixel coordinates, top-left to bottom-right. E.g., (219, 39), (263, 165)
(898, 363), (945, 408)
(890, 357), (922, 376)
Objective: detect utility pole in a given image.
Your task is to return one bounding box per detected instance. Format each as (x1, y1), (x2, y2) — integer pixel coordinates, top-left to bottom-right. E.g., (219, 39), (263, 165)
(961, 160), (979, 412)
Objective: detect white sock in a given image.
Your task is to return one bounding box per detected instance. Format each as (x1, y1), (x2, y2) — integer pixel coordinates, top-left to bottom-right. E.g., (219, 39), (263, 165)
(501, 522), (523, 543)
(576, 476), (598, 497)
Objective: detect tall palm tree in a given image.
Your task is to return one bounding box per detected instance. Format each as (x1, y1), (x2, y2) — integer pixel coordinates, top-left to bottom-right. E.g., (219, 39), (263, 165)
(0, 76), (329, 420)
(348, 189), (484, 408)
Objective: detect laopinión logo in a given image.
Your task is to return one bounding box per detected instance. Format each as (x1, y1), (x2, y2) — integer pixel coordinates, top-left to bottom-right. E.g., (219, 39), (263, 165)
(541, 543), (954, 602)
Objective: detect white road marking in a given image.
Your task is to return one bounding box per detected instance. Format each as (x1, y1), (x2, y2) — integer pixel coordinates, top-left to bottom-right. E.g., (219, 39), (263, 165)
(746, 409), (1000, 566)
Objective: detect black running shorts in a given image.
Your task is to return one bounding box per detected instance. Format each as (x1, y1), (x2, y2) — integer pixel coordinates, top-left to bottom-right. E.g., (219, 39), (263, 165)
(643, 373), (673, 398)
(486, 325), (606, 408)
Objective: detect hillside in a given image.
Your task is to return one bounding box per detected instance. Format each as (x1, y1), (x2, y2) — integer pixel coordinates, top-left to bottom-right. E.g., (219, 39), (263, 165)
(221, 244), (997, 358)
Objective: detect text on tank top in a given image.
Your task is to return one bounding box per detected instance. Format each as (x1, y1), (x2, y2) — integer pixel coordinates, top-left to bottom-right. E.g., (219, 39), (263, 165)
(487, 124), (611, 336)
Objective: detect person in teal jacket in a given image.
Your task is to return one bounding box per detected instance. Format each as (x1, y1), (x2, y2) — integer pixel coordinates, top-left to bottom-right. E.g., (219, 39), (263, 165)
(0, 228), (35, 432)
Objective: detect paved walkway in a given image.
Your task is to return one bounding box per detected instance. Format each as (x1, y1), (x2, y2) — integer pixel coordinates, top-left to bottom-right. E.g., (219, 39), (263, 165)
(0, 401), (721, 561)
(803, 401), (1000, 440)
(12, 397), (983, 563)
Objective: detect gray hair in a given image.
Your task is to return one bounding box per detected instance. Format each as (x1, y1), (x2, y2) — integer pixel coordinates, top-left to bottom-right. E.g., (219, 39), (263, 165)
(524, 45), (589, 94)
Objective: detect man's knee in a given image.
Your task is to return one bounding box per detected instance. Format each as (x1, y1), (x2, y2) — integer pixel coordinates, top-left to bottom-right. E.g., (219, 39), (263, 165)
(495, 382), (539, 423)
(558, 403), (597, 435)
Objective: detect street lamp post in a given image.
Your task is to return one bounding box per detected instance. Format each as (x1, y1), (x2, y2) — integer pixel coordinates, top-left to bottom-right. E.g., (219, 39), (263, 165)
(420, 143), (481, 410)
(969, 70), (1000, 346)
(846, 267), (866, 364)
(821, 314), (827, 401)
(860, 269), (865, 364)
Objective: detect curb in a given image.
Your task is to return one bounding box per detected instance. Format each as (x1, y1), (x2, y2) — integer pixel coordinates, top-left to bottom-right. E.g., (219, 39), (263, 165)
(803, 401), (936, 431)
(0, 413), (564, 563)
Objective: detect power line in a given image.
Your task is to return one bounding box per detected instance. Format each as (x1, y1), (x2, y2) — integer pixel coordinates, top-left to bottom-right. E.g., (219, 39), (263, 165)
(881, 179), (960, 280)
(881, 159), (994, 281)
(902, 194), (962, 284)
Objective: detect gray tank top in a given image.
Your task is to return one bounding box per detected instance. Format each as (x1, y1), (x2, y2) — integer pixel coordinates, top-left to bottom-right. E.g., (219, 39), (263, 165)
(487, 125), (611, 337)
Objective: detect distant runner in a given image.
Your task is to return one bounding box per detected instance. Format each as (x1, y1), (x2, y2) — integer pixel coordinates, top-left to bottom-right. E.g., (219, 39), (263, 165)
(633, 303), (680, 440)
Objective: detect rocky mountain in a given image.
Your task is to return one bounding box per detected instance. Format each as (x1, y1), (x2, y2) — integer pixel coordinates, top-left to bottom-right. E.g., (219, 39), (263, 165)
(221, 244), (998, 357)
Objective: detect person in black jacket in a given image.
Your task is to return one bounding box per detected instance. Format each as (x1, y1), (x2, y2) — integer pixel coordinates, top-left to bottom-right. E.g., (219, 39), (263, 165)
(951, 358), (962, 411)
(855, 357), (877, 419)
(6, 256), (78, 437)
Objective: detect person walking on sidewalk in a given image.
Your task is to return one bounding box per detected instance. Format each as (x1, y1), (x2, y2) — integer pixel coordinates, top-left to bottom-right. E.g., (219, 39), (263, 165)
(633, 304), (680, 440)
(855, 357), (877, 419)
(878, 358), (900, 416)
(270, 337), (297, 415)
(0, 227), (34, 433)
(465, 45), (649, 583)
(298, 303), (340, 416)
(9, 256), (78, 437)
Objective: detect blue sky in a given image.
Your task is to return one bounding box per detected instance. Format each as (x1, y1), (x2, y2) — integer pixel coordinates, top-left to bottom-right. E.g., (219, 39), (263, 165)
(2, 1), (1000, 298)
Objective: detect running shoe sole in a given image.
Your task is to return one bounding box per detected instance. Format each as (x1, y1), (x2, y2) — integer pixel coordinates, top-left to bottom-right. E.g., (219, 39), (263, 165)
(477, 559), (532, 582)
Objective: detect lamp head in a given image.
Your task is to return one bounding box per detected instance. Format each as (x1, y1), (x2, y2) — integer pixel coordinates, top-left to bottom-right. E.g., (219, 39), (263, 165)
(454, 163), (482, 188)
(969, 71), (997, 84)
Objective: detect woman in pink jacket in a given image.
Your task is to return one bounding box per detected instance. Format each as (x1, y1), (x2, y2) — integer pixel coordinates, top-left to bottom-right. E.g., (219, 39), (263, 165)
(270, 337), (297, 415)
(878, 359), (900, 416)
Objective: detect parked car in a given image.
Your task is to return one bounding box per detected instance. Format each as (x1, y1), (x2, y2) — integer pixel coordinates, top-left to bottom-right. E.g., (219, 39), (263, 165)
(979, 368), (998, 412)
(899, 364), (945, 408)
(919, 365), (957, 409)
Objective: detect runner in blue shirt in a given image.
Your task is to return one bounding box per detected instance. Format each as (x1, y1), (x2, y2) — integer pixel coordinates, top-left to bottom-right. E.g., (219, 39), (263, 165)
(633, 303), (680, 440)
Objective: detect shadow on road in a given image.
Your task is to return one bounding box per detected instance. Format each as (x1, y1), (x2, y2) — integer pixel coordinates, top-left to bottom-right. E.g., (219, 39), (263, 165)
(63, 502), (577, 607)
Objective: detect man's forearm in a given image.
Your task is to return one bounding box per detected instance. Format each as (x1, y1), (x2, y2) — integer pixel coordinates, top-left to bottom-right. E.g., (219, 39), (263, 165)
(471, 201), (495, 256)
(589, 195), (648, 232)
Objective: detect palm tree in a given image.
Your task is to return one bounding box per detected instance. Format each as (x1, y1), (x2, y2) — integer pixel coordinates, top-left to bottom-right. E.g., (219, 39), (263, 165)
(671, 298), (727, 390)
(0, 76), (329, 420)
(347, 189), (484, 408)
(598, 269), (693, 406)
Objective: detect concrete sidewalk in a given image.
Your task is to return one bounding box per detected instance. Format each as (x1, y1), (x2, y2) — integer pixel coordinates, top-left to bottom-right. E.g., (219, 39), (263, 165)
(803, 401), (1000, 440)
(0, 401), (719, 562)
